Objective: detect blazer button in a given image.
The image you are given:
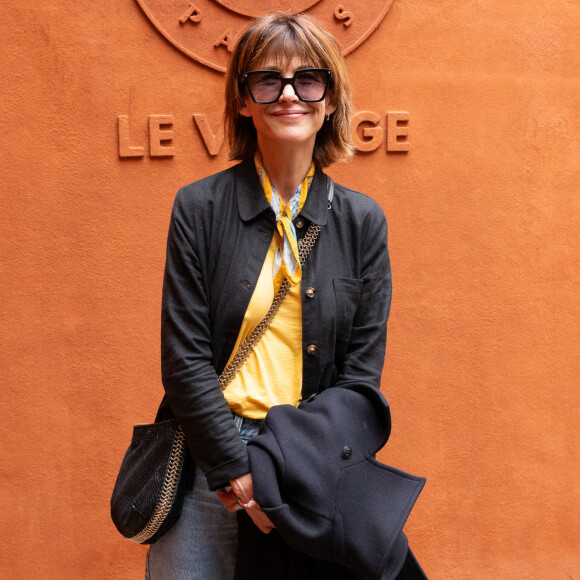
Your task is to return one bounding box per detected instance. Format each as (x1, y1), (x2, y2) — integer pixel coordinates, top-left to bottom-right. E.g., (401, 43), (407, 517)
(341, 446), (353, 459)
(295, 218), (305, 229)
(307, 344), (318, 356)
(305, 287), (316, 298)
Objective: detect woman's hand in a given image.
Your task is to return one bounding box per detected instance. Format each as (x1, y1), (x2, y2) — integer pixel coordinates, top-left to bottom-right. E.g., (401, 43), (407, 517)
(229, 472), (254, 505)
(216, 473), (275, 534)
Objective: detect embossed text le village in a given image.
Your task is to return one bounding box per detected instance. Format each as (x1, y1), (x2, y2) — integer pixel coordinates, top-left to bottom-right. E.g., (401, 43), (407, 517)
(117, 111), (410, 159)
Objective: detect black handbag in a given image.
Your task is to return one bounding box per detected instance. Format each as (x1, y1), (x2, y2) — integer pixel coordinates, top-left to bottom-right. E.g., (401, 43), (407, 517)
(110, 210), (329, 544)
(110, 418), (190, 544)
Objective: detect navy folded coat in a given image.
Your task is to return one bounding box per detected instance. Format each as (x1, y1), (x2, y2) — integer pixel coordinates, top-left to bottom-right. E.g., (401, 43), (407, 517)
(247, 385), (426, 580)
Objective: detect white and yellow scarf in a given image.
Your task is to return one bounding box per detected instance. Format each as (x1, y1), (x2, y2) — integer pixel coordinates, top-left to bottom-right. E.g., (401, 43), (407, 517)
(254, 152), (315, 293)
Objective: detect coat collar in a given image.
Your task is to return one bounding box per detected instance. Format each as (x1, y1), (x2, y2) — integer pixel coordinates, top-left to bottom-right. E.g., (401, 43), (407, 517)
(235, 158), (330, 226)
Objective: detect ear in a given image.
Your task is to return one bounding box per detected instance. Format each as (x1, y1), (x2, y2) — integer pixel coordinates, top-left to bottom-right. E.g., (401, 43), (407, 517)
(239, 100), (252, 118)
(325, 101), (337, 116)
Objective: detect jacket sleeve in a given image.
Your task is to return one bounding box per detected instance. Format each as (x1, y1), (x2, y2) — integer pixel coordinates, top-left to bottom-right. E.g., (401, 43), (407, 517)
(333, 203), (392, 393)
(160, 188), (250, 490)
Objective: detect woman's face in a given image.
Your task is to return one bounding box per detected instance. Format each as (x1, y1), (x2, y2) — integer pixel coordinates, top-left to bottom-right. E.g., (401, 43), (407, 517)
(239, 55), (336, 155)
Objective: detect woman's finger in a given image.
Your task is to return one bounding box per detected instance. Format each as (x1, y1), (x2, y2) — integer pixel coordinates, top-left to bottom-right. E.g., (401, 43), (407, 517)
(229, 473), (254, 504)
(245, 502), (276, 534)
(216, 488), (243, 512)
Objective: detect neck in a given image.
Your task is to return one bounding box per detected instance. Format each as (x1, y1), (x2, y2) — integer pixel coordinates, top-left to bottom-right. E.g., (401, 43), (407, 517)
(257, 140), (315, 202)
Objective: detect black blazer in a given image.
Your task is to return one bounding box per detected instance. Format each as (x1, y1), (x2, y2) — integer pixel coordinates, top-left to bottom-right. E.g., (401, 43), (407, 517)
(159, 160), (392, 490)
(237, 384), (426, 580)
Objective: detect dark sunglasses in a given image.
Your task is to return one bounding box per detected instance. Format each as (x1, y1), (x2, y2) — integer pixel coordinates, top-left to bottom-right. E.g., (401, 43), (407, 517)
(241, 68), (333, 104)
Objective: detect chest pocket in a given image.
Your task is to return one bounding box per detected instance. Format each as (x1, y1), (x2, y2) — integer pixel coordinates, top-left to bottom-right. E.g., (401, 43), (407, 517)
(333, 277), (363, 345)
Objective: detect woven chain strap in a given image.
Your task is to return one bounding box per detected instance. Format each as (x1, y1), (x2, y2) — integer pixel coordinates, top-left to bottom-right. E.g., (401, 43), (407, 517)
(219, 221), (323, 391)
(128, 427), (187, 544)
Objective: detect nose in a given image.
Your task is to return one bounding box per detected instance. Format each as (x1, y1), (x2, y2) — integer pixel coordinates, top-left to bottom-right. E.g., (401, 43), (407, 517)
(279, 80), (299, 102)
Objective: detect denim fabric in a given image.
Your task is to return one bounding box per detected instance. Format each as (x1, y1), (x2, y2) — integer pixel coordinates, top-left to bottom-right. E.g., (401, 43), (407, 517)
(145, 414), (263, 580)
(232, 413), (264, 445)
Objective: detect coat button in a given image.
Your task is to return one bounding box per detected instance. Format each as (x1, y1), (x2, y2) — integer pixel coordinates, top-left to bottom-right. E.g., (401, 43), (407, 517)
(341, 446), (352, 459)
(305, 287), (316, 298)
(307, 344), (318, 356)
(295, 218), (305, 229)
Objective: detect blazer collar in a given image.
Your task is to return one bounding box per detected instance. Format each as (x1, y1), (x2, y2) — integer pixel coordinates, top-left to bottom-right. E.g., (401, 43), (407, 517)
(235, 159), (330, 226)
(299, 166), (330, 226)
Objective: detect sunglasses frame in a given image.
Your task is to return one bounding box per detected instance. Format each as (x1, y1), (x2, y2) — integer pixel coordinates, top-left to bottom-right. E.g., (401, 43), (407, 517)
(241, 68), (333, 104)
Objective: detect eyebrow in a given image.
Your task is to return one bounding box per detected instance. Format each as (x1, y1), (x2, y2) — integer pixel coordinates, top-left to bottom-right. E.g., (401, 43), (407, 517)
(255, 66), (313, 75)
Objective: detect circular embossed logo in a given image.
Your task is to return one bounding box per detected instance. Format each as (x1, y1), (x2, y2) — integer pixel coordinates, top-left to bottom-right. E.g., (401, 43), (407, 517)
(136, 0), (395, 72)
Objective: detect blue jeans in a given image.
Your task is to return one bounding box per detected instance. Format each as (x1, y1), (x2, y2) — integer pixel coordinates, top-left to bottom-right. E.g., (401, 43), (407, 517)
(145, 414), (264, 580)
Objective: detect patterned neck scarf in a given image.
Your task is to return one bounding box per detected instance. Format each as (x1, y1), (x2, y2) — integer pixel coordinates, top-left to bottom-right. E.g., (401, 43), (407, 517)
(254, 152), (315, 292)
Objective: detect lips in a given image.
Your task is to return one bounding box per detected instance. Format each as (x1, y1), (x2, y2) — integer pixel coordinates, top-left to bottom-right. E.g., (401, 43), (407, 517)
(271, 109), (308, 119)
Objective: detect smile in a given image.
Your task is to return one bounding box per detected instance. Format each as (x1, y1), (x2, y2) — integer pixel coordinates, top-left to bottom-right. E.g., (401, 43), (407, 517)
(271, 110), (308, 119)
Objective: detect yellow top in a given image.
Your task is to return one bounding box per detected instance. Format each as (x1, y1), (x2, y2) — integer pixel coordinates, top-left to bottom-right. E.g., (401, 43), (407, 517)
(223, 233), (303, 418)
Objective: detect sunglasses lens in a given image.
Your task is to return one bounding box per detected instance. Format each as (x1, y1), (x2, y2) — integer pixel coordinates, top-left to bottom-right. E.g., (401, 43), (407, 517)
(247, 72), (282, 103)
(294, 70), (329, 101)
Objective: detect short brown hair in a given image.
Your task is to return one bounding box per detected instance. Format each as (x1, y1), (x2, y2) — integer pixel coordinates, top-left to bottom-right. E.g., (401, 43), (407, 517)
(224, 12), (354, 167)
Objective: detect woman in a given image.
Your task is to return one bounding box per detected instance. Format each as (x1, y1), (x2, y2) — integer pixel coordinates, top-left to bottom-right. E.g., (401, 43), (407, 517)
(146, 11), (421, 580)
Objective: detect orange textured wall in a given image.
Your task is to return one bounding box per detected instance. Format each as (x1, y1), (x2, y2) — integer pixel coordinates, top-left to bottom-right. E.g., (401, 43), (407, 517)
(1, 1), (578, 578)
